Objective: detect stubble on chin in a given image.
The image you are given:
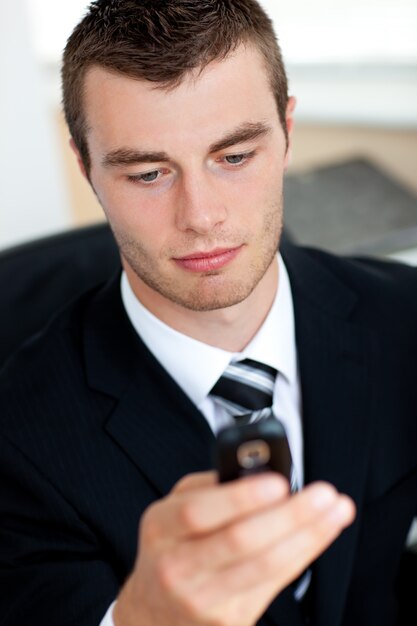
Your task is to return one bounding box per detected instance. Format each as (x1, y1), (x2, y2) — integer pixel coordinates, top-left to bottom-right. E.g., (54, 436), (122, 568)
(112, 197), (283, 312)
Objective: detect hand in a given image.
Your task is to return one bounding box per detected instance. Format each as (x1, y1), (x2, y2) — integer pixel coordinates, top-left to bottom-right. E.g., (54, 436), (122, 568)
(113, 471), (355, 626)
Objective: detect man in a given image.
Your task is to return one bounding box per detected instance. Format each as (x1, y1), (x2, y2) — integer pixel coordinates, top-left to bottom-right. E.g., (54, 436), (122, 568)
(0, 1), (416, 625)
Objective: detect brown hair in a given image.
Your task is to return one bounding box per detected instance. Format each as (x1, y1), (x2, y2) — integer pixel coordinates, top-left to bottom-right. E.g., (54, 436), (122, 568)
(62, 0), (289, 175)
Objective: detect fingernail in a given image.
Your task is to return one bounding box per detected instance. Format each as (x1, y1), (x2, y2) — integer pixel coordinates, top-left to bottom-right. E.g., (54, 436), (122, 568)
(257, 475), (288, 501)
(309, 484), (337, 510)
(329, 497), (355, 524)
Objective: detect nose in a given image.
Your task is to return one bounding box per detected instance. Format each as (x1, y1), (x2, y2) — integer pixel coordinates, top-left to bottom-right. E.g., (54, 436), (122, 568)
(175, 170), (227, 234)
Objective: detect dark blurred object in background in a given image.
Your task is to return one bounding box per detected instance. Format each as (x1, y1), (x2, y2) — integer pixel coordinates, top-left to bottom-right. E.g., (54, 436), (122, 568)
(285, 157), (417, 257)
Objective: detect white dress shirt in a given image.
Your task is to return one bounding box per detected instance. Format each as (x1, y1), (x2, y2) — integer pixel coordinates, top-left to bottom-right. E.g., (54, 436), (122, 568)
(100, 254), (303, 626)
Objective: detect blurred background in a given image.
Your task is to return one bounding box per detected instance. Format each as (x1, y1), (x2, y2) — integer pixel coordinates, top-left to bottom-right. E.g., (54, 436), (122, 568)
(1, 0), (416, 263)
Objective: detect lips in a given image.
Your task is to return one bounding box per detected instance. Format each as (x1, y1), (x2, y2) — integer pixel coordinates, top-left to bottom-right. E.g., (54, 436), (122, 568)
(173, 245), (243, 272)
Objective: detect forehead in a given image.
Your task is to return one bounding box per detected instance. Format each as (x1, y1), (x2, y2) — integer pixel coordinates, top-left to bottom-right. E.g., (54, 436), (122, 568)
(83, 44), (279, 154)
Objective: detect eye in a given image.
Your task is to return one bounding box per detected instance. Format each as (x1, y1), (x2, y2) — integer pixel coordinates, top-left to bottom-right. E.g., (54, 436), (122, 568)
(222, 151), (256, 167)
(140, 171), (160, 183)
(127, 170), (161, 185)
(225, 154), (246, 165)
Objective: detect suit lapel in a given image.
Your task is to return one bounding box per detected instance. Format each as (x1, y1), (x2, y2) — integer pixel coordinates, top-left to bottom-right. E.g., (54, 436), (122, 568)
(104, 364), (215, 495)
(282, 244), (377, 626)
(83, 272), (214, 497)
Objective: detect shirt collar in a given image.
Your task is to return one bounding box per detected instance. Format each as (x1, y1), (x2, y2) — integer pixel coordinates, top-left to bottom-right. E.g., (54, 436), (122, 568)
(121, 254), (297, 407)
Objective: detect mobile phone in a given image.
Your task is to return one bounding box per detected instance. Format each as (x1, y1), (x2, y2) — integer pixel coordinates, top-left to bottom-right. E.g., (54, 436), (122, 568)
(215, 417), (292, 483)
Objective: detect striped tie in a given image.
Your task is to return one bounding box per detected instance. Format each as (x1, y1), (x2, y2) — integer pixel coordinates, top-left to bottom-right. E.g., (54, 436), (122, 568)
(210, 358), (297, 490)
(211, 358), (311, 601)
(210, 358), (276, 417)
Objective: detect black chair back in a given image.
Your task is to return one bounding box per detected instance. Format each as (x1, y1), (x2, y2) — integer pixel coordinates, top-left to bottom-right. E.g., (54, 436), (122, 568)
(0, 223), (120, 366)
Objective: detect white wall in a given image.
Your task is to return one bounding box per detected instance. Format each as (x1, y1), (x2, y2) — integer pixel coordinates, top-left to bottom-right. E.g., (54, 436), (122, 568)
(30, 0), (417, 64)
(32, 0), (417, 127)
(0, 0), (70, 250)
(260, 0), (417, 127)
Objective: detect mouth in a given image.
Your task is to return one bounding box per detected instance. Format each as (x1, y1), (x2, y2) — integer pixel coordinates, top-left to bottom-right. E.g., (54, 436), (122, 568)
(172, 245), (243, 272)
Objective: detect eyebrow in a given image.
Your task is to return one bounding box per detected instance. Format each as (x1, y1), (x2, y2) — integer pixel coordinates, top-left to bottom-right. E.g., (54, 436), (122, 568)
(208, 121), (272, 154)
(101, 121), (272, 168)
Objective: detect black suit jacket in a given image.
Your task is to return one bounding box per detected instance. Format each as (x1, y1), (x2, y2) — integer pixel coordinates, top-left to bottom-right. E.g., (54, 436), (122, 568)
(1, 242), (417, 626)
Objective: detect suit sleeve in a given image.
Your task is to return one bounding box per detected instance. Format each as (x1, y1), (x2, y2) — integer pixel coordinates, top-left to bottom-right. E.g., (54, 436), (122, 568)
(0, 434), (120, 626)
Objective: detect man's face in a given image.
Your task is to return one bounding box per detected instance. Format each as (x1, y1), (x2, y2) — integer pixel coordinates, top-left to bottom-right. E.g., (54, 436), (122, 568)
(77, 44), (295, 316)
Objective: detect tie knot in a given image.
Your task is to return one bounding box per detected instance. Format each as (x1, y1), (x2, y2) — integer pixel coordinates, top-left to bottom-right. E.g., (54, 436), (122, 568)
(210, 358), (277, 417)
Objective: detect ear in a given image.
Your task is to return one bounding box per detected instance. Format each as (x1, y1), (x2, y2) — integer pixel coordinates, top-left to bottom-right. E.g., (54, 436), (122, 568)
(283, 95), (296, 171)
(69, 138), (89, 181)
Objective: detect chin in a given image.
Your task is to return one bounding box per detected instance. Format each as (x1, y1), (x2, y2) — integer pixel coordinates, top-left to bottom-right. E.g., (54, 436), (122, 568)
(166, 280), (256, 312)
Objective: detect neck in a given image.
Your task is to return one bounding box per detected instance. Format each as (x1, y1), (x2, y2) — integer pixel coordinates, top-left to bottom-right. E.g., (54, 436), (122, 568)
(126, 259), (279, 353)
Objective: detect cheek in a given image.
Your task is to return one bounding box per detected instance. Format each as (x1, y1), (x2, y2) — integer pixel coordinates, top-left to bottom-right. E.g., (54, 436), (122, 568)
(233, 169), (283, 221)
(96, 179), (171, 236)
(236, 152), (284, 198)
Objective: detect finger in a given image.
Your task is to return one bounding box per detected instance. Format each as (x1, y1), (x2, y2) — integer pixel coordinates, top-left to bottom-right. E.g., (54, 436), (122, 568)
(181, 494), (355, 620)
(169, 482), (341, 573)
(172, 471), (218, 494)
(254, 494), (356, 590)
(142, 472), (289, 543)
(162, 482), (351, 583)
(235, 494), (356, 603)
